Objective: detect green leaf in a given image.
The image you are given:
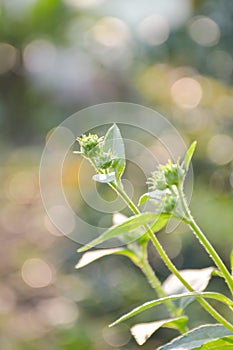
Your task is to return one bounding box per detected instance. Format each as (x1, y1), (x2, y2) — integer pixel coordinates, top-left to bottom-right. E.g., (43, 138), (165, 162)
(183, 141), (197, 172)
(157, 324), (233, 350)
(78, 213), (169, 252)
(162, 267), (214, 309)
(112, 212), (144, 244)
(131, 317), (188, 345)
(194, 336), (233, 350)
(92, 172), (116, 183)
(109, 292), (233, 327)
(75, 248), (128, 269)
(78, 213), (170, 252)
(138, 193), (149, 206)
(103, 124), (125, 180)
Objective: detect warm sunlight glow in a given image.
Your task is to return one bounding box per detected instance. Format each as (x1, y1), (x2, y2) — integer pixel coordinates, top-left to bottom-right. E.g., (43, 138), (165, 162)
(21, 258), (54, 288)
(207, 134), (233, 165)
(93, 17), (130, 47)
(171, 77), (202, 109)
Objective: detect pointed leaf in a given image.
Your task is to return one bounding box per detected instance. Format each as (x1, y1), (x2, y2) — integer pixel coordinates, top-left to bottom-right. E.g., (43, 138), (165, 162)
(109, 292), (233, 327)
(92, 172), (116, 183)
(194, 336), (233, 350)
(162, 267), (214, 309)
(157, 324), (233, 350)
(78, 213), (169, 252)
(138, 193), (149, 206)
(103, 124), (125, 180)
(183, 141), (197, 172)
(112, 212), (170, 246)
(76, 248), (125, 269)
(131, 317), (188, 345)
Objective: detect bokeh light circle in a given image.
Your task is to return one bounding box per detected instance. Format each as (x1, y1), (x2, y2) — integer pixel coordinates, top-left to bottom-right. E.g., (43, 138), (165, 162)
(21, 258), (54, 288)
(39, 102), (193, 248)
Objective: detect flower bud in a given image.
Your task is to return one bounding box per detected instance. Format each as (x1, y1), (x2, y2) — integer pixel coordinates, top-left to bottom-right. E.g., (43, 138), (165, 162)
(147, 171), (167, 191)
(162, 161), (180, 186)
(94, 152), (113, 170)
(162, 193), (177, 213)
(76, 134), (103, 157)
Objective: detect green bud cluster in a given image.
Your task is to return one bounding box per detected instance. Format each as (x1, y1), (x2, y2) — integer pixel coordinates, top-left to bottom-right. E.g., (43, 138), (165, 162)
(148, 160), (184, 191)
(147, 171), (167, 191)
(76, 133), (114, 172)
(147, 159), (185, 215)
(76, 134), (103, 157)
(160, 160), (184, 187)
(161, 192), (177, 213)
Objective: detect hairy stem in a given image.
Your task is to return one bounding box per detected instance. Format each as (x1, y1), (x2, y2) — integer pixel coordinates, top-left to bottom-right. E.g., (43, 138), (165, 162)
(140, 257), (181, 319)
(177, 186), (233, 295)
(147, 228), (233, 332)
(110, 182), (180, 318)
(112, 181), (233, 332)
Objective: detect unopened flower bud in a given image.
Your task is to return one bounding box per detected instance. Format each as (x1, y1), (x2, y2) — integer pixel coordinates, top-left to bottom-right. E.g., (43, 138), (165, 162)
(162, 193), (177, 213)
(77, 134), (103, 157)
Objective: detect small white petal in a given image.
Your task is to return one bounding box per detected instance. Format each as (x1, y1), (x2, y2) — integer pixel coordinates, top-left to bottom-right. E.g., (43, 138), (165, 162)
(92, 172), (116, 183)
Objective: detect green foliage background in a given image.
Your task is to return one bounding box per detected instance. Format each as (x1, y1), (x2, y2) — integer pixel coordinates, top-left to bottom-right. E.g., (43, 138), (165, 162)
(0, 0), (232, 349)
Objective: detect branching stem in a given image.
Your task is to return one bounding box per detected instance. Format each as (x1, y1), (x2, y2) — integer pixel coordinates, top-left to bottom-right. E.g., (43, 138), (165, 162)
(177, 186), (233, 295)
(112, 182), (233, 332)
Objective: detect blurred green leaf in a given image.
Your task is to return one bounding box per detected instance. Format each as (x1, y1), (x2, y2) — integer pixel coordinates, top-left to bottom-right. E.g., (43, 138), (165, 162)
(103, 124), (125, 181)
(130, 316), (188, 345)
(162, 267), (214, 309)
(110, 292), (233, 327)
(157, 324), (233, 350)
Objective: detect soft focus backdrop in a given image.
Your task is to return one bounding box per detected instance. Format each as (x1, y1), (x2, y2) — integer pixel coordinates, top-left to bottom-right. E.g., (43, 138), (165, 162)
(0, 0), (233, 349)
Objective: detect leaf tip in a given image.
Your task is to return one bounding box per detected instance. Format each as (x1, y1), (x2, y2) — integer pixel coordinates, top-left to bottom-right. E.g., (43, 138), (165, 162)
(183, 140), (197, 172)
(77, 246), (90, 253)
(108, 321), (116, 328)
(138, 193), (149, 206)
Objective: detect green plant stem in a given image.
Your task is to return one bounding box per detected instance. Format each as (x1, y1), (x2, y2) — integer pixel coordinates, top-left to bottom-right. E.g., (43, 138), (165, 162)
(140, 257), (180, 318)
(110, 182), (140, 214)
(111, 181), (233, 332)
(147, 224), (233, 332)
(110, 182), (180, 318)
(177, 186), (233, 295)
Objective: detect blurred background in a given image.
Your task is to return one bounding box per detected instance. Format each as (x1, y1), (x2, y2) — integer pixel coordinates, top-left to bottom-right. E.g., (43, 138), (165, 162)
(0, 0), (233, 349)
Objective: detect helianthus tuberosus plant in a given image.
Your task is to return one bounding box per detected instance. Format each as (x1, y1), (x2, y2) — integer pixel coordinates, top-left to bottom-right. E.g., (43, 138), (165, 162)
(74, 124), (233, 349)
